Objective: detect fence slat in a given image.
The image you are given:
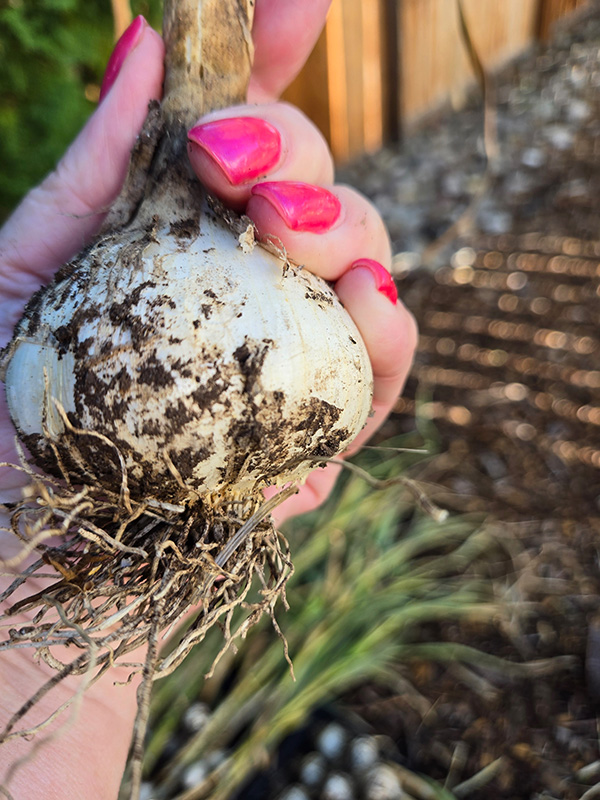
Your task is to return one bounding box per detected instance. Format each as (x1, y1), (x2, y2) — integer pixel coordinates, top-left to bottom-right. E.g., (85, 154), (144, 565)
(283, 0), (591, 163)
(537, 0), (590, 39)
(362, 0), (385, 151)
(400, 0), (540, 123)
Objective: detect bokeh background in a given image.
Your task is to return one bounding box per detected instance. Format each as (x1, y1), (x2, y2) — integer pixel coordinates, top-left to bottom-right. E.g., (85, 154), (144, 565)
(3, 2), (600, 799)
(0, 0), (588, 220)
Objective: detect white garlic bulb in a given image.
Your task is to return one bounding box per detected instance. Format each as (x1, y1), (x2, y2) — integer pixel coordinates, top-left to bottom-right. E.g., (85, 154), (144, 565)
(1, 199), (372, 502)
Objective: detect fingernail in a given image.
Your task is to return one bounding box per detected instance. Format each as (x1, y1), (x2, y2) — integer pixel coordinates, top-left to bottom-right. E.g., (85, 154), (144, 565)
(188, 117), (281, 185)
(99, 16), (147, 102)
(251, 181), (341, 233)
(350, 259), (398, 304)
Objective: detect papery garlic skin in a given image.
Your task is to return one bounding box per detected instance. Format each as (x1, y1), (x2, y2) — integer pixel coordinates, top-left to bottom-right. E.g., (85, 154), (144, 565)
(1, 204), (373, 502)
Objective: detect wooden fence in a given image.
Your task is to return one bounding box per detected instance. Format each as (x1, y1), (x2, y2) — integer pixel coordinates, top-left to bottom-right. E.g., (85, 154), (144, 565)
(283, 0), (592, 163)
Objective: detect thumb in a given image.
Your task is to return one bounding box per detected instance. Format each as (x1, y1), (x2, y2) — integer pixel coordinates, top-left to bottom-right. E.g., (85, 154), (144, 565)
(0, 18), (164, 311)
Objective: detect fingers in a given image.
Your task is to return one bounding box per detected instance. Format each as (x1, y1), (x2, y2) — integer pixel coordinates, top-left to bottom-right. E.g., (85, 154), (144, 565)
(335, 265), (418, 410)
(249, 183), (392, 279)
(189, 102), (415, 475)
(188, 103), (334, 210)
(249, 0), (332, 102)
(0, 19), (164, 307)
(188, 107), (390, 277)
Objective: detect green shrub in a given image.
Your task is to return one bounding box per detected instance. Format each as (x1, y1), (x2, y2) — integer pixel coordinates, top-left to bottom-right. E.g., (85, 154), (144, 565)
(0, 0), (161, 221)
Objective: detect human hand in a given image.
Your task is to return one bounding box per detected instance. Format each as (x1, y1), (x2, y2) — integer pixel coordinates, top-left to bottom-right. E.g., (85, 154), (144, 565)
(0, 3), (416, 797)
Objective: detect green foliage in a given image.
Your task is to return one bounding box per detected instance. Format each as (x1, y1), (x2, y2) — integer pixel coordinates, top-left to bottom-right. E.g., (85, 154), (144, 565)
(0, 0), (162, 221)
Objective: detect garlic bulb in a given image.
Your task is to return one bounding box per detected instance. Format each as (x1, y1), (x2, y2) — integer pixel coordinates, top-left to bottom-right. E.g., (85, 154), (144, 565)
(0, 0), (373, 506)
(1, 203), (372, 501)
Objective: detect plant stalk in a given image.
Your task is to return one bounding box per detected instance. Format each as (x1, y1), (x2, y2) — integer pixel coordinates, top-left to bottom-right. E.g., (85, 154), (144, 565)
(102, 0), (256, 236)
(161, 0), (255, 129)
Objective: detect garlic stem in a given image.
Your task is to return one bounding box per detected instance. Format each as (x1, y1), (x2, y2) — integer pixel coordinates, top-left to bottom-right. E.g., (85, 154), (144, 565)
(161, 0), (255, 128)
(104, 1), (256, 233)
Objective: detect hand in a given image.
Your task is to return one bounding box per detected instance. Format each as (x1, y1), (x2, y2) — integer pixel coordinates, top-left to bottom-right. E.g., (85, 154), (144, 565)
(0, 4), (417, 797)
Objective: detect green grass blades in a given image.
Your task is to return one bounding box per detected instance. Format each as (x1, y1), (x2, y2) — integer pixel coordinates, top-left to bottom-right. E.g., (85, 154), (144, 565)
(135, 447), (503, 800)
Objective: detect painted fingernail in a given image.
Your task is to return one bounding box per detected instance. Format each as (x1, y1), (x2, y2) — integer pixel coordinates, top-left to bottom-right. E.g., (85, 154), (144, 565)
(350, 259), (398, 304)
(251, 181), (341, 233)
(188, 117), (281, 185)
(99, 16), (147, 102)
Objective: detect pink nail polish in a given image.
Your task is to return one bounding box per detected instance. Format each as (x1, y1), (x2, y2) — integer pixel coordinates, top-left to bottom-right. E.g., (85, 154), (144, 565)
(251, 182), (341, 233)
(99, 16), (147, 102)
(188, 117), (281, 185)
(350, 259), (398, 304)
